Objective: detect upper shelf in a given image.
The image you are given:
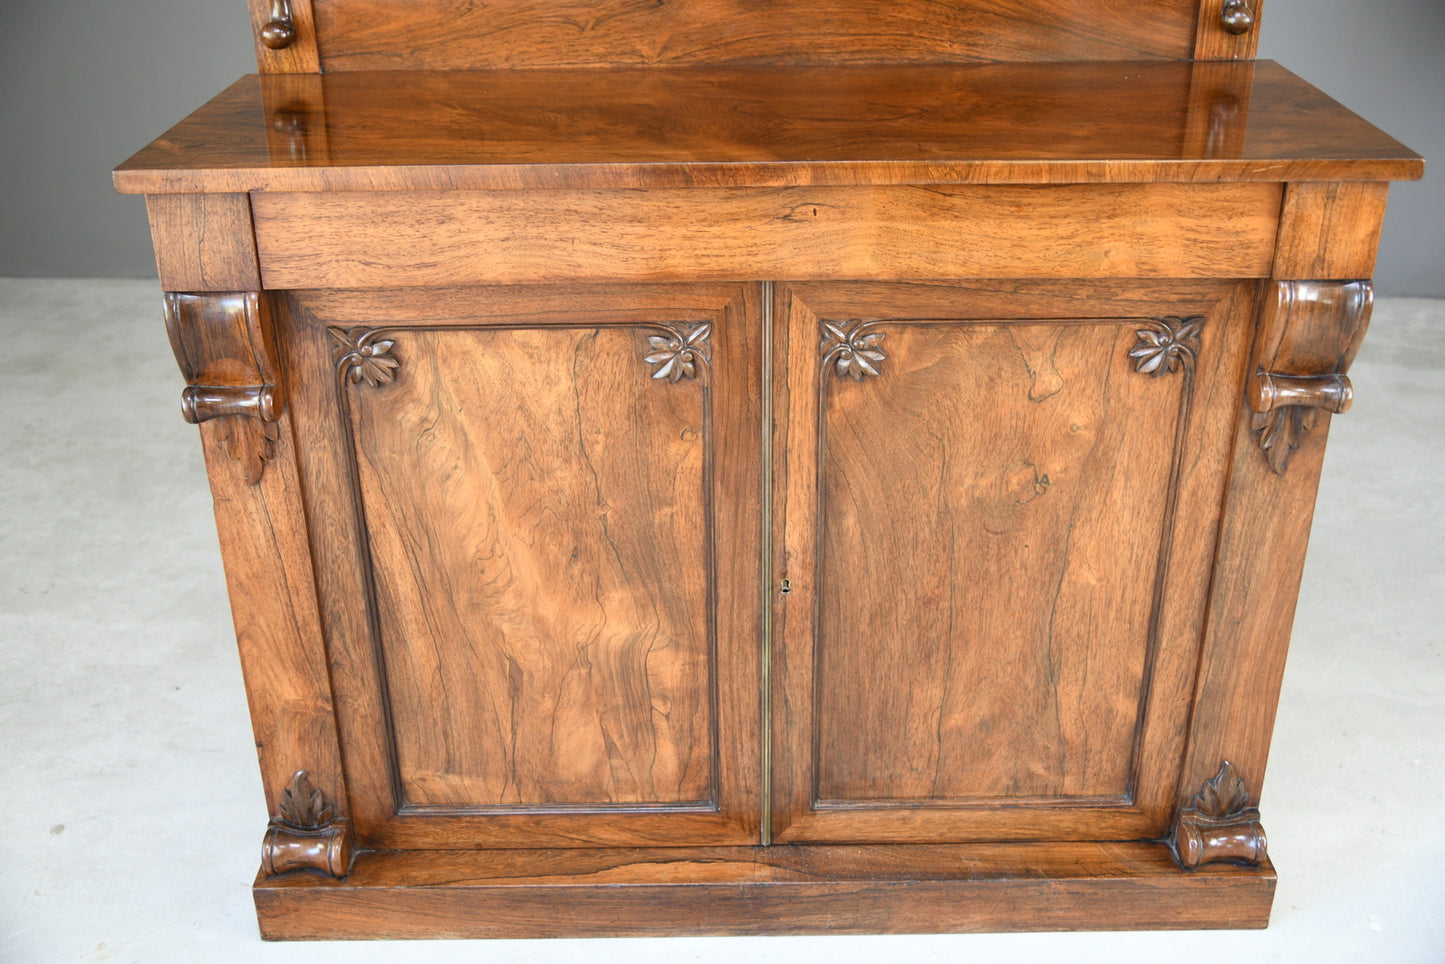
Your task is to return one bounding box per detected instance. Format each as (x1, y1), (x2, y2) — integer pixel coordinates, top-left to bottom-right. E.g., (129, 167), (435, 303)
(114, 60), (1423, 195)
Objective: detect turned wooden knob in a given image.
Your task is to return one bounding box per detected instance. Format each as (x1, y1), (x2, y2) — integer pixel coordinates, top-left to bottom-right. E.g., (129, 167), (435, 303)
(1220, 0), (1255, 35)
(260, 0), (296, 49)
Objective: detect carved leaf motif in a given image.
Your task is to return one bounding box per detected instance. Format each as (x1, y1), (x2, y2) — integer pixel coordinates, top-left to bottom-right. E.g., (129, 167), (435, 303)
(277, 770), (334, 830)
(331, 327), (400, 387)
(1252, 406), (1316, 475)
(643, 322), (711, 382)
(822, 320), (887, 379)
(1130, 316), (1203, 377)
(1192, 761), (1250, 819)
(215, 415), (279, 486)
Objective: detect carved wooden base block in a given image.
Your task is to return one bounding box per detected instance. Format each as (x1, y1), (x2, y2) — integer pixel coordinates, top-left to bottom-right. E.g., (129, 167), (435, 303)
(1172, 762), (1269, 869)
(261, 771), (354, 878)
(1174, 814), (1268, 869)
(254, 843), (1276, 940)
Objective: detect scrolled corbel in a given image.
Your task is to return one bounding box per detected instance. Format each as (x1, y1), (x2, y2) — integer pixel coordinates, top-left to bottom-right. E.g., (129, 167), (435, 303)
(164, 291), (285, 485)
(1247, 280), (1372, 474)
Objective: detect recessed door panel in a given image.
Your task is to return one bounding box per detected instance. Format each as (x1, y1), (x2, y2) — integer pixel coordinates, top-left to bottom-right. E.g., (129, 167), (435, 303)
(348, 324), (712, 809)
(284, 284), (762, 848)
(772, 280), (1254, 843)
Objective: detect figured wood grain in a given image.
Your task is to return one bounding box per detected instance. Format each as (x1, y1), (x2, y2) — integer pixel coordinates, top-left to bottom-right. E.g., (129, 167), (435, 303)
(281, 284), (762, 848)
(1179, 278), (1375, 814)
(1175, 180), (1392, 811)
(1272, 182), (1391, 279)
(251, 183), (1281, 289)
(253, 842), (1274, 939)
(771, 280), (1254, 844)
(348, 324), (714, 809)
(113, 63), (1424, 195)
(197, 405), (345, 825)
(1176, 400), (1328, 823)
(309, 0), (1201, 71)
(814, 322), (1180, 804)
(144, 194), (260, 290)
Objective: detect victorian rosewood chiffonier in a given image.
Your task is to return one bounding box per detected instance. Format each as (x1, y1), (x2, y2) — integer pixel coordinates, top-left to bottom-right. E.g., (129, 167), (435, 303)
(115, 0), (1422, 940)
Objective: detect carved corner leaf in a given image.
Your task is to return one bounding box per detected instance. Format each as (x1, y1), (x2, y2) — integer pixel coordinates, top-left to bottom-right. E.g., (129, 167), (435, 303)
(1252, 406), (1317, 475)
(643, 322), (711, 382)
(822, 320), (886, 379)
(264, 769), (353, 878)
(215, 415), (279, 486)
(277, 770), (334, 830)
(331, 327), (400, 387)
(1192, 761), (1250, 819)
(1130, 316), (1203, 377)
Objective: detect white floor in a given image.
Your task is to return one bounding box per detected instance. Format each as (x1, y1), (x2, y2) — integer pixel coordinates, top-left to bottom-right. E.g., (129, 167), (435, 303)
(1, 278), (1441, 963)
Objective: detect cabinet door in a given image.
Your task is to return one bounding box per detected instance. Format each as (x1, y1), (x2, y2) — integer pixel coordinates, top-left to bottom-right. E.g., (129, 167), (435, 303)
(771, 280), (1255, 843)
(282, 284), (762, 848)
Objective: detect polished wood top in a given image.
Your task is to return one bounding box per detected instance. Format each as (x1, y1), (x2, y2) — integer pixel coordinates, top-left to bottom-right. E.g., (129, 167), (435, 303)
(115, 61), (1422, 195)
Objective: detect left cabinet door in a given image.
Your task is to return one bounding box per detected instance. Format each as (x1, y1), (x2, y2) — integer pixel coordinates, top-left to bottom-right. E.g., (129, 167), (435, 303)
(279, 284), (764, 849)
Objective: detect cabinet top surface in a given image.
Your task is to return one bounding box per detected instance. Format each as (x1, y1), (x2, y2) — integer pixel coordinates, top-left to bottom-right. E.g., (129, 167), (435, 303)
(114, 60), (1422, 195)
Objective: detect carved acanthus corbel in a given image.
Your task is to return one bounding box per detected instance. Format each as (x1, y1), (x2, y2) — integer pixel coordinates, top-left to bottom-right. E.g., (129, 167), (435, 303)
(164, 291), (284, 485)
(1172, 761), (1268, 869)
(1247, 280), (1372, 473)
(261, 770), (354, 878)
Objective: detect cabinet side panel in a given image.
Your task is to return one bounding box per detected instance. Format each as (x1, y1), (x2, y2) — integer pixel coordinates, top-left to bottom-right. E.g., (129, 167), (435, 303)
(199, 411), (344, 820)
(344, 326), (714, 809)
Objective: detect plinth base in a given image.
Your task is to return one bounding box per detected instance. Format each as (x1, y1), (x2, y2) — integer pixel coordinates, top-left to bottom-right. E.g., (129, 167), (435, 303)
(254, 841), (1275, 940)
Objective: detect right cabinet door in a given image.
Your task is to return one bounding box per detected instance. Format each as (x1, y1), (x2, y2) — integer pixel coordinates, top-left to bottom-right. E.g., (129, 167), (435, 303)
(771, 280), (1257, 843)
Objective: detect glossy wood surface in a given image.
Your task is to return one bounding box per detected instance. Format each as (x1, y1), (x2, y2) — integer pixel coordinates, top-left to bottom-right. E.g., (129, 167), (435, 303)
(281, 284), (763, 848)
(249, 183), (1281, 289)
(347, 325), (715, 810)
(114, 61), (1423, 195)
(308, 0), (1203, 71)
(253, 843), (1275, 939)
(771, 280), (1254, 843)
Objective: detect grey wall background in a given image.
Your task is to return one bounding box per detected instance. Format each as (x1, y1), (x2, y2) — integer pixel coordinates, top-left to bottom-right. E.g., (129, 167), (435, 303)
(0, 0), (1440, 293)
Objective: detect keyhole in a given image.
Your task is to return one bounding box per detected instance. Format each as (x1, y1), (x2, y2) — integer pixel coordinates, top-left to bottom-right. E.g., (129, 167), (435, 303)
(779, 578), (792, 595)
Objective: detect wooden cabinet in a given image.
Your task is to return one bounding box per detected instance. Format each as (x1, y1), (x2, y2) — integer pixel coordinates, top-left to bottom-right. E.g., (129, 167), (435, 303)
(116, 0), (1421, 940)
